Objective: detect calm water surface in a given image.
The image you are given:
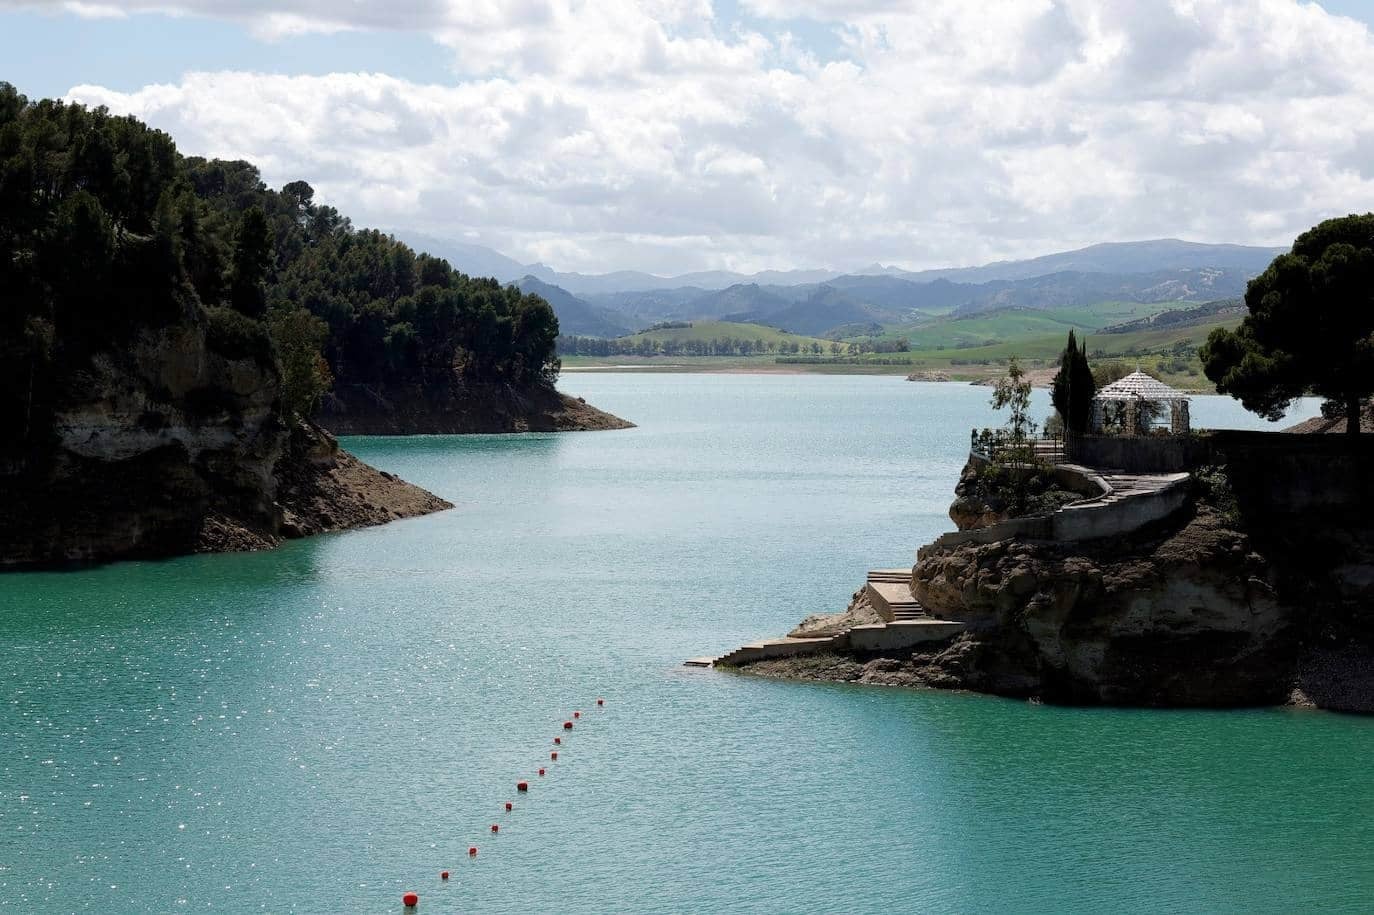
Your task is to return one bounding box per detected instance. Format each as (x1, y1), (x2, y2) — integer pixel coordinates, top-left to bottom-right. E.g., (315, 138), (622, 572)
(2, 375), (1370, 913)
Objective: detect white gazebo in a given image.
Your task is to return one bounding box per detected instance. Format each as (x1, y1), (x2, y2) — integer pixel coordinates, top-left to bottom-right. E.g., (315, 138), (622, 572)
(1090, 371), (1191, 436)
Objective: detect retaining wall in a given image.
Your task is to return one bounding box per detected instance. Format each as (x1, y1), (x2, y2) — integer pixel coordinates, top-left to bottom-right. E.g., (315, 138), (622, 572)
(918, 461), (1190, 558)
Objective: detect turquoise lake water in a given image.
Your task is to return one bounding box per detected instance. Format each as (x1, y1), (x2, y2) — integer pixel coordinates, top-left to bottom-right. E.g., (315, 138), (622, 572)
(2, 374), (1372, 913)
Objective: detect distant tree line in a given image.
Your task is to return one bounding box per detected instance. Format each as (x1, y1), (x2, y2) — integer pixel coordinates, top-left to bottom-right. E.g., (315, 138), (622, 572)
(557, 335), (846, 357)
(0, 84), (560, 454)
(778, 356), (916, 366)
(557, 332), (912, 358)
(848, 336), (911, 354)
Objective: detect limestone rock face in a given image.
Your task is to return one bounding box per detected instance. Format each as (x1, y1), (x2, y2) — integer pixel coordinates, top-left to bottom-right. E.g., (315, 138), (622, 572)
(1, 317), (449, 568)
(948, 462), (1011, 530)
(911, 510), (1296, 705)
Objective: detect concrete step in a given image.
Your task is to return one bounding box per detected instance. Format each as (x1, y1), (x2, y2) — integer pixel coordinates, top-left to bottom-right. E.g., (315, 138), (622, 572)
(866, 580), (922, 622)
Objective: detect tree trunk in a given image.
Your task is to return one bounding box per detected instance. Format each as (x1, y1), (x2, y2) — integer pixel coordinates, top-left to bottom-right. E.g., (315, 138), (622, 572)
(1347, 394), (1362, 437)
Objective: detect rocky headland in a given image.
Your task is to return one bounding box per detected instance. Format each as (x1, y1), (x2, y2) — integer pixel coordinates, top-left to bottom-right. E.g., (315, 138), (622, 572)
(0, 90), (634, 569)
(1, 314), (449, 569)
(736, 434), (1374, 711)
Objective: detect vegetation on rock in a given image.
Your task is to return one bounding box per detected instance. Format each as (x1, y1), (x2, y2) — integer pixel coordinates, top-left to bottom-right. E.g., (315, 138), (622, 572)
(0, 82), (564, 470)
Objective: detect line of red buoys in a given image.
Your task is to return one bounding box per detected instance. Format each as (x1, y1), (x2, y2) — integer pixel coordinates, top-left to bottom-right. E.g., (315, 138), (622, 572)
(409, 699), (605, 909)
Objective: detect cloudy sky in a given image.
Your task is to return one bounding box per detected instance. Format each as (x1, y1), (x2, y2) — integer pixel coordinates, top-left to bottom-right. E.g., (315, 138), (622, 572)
(3, 1), (1373, 275)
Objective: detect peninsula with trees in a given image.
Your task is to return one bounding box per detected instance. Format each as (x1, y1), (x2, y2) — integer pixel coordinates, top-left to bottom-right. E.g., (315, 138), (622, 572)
(0, 86), (626, 567)
(692, 215), (1374, 711)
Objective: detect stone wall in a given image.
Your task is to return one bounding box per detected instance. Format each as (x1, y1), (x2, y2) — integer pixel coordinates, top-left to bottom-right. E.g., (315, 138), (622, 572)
(1069, 434), (1212, 472)
(1070, 430), (1374, 477)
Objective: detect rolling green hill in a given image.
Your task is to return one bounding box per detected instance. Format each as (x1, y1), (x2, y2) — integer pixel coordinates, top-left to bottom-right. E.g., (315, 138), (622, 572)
(880, 301), (1196, 349)
(866, 314), (1242, 388)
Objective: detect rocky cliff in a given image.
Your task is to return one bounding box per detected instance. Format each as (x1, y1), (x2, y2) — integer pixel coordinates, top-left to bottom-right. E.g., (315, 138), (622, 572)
(318, 381), (633, 435)
(1, 315), (450, 568)
(749, 442), (1374, 711)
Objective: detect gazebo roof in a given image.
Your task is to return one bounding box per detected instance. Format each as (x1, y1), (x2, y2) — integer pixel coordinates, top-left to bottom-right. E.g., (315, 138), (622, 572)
(1094, 370), (1190, 402)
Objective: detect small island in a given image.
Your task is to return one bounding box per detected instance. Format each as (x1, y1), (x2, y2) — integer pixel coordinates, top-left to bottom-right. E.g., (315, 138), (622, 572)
(691, 216), (1374, 711)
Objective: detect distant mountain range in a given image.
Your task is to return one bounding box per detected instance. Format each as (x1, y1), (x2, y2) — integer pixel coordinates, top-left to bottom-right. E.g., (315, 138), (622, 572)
(514, 276), (635, 337)
(388, 234), (1282, 339)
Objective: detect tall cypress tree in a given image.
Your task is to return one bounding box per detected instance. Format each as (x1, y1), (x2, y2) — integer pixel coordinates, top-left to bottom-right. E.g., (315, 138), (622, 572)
(1051, 330), (1096, 435)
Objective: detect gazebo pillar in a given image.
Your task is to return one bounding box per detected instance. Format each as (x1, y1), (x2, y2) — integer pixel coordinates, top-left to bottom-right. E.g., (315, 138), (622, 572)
(1123, 399), (1137, 437)
(1090, 400), (1104, 433)
(1171, 400), (1190, 434)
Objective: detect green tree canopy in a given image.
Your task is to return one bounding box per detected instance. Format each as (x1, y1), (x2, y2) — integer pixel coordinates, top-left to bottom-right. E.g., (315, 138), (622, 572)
(1050, 329), (1096, 435)
(1201, 213), (1374, 435)
(0, 82), (564, 462)
(228, 206), (273, 317)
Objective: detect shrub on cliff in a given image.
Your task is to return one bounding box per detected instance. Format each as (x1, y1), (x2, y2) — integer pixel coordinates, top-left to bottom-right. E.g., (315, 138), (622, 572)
(206, 306), (274, 365)
(268, 308), (333, 419)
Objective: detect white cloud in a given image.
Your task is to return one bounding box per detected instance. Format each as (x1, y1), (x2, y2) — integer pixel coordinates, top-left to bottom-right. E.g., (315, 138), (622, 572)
(46, 0), (1374, 273)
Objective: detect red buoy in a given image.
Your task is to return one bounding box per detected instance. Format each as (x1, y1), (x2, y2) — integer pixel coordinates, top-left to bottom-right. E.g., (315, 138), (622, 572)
(597, 698), (604, 706)
(440, 870), (449, 880)
(468, 846), (478, 857)
(573, 711), (581, 719)
(538, 767), (546, 776)
(504, 801), (513, 811)
(563, 721), (573, 730)
(554, 737), (561, 745)
(517, 781), (529, 792)
(403, 891), (419, 907)
(551, 751), (558, 760)
(491, 824), (499, 833)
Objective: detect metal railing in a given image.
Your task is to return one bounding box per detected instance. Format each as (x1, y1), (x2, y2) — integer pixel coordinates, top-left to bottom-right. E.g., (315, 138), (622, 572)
(970, 429), (1067, 465)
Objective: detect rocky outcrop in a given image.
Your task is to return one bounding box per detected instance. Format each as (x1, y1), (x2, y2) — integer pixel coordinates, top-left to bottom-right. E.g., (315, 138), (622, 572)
(750, 442), (1374, 710)
(787, 588), (883, 638)
(318, 381), (633, 435)
(908, 507), (1294, 705)
(946, 457), (1100, 531)
(1, 317), (450, 568)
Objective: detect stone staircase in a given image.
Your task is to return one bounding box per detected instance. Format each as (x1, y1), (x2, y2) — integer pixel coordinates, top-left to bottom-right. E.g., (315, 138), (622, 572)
(865, 568), (928, 621)
(685, 568), (964, 668)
